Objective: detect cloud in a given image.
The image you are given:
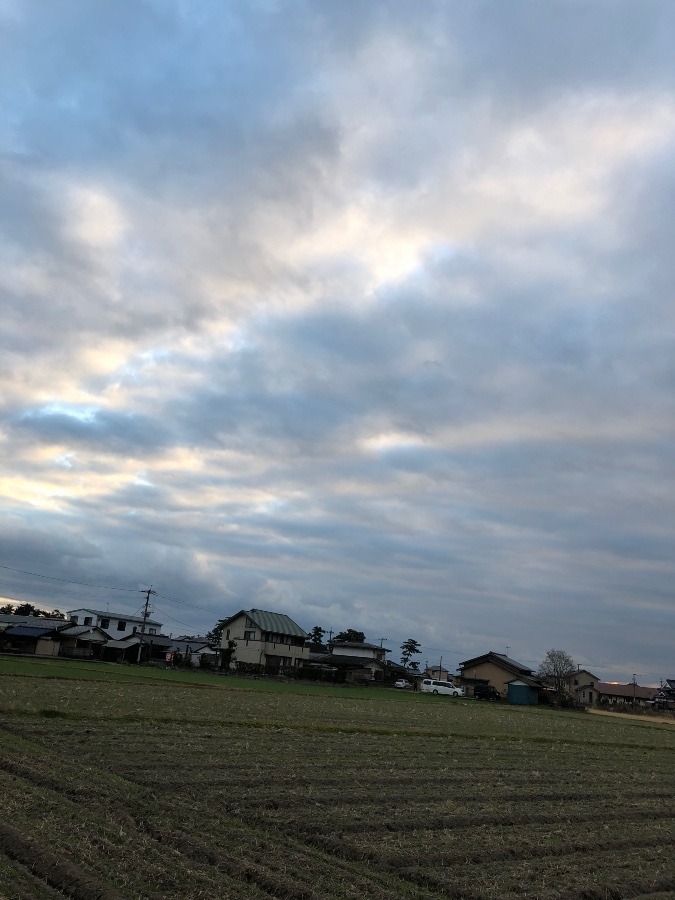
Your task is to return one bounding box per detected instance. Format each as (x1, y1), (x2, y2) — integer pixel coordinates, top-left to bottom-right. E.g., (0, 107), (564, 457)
(1, 2), (675, 682)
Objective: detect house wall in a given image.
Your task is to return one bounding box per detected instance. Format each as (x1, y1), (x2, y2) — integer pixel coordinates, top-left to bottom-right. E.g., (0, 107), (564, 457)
(67, 609), (161, 640)
(222, 613), (308, 669)
(35, 637), (60, 657)
(578, 687), (596, 705)
(460, 661), (520, 696)
(566, 670), (597, 701)
(426, 667), (449, 681)
(331, 645), (382, 660)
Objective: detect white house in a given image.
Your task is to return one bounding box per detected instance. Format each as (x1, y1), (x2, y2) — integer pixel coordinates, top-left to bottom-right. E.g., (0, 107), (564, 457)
(220, 609), (308, 671)
(66, 608), (162, 640)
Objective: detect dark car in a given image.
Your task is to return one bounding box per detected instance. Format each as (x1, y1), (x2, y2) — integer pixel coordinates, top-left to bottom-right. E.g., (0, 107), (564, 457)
(473, 684), (501, 701)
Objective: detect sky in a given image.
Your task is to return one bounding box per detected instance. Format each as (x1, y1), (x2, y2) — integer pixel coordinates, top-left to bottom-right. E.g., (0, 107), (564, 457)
(1, 1), (674, 684)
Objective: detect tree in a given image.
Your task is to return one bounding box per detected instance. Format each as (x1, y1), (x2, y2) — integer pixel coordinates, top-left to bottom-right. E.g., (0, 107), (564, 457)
(219, 639), (237, 670)
(0, 602), (64, 618)
(308, 625), (326, 648)
(205, 618), (229, 646)
(333, 629), (365, 643)
(537, 649), (577, 696)
(400, 638), (421, 669)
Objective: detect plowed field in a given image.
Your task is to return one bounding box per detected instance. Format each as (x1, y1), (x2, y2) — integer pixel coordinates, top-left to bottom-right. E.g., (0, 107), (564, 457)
(1, 664), (675, 899)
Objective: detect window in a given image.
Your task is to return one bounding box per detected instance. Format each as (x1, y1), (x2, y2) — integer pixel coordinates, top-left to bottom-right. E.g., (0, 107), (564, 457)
(226, 629), (230, 639)
(100, 618), (110, 629)
(84, 617), (93, 626)
(148, 628), (156, 635)
(70, 615), (78, 624)
(132, 626), (137, 633)
(244, 630), (255, 641)
(117, 620), (126, 631)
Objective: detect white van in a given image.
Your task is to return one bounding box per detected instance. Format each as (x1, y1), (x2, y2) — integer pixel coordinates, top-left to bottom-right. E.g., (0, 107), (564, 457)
(421, 679), (464, 697)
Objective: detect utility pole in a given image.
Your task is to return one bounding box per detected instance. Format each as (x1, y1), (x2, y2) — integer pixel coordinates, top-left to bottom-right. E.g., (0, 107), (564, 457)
(379, 637), (387, 647)
(136, 586), (156, 664)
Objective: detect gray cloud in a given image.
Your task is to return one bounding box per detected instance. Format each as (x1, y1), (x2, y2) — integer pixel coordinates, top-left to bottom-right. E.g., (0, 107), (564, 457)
(1, 2), (674, 682)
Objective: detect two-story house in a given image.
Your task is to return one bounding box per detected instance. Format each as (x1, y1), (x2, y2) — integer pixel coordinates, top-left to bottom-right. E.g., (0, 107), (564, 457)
(564, 668), (599, 705)
(308, 640), (391, 683)
(220, 609), (308, 671)
(66, 608), (163, 640)
(458, 651), (537, 698)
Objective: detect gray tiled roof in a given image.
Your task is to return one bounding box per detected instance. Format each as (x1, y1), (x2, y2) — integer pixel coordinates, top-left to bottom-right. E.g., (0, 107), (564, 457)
(237, 609), (308, 638)
(3, 624), (57, 637)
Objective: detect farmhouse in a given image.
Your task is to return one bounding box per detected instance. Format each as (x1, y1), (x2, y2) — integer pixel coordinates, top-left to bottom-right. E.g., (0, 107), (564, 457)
(458, 651), (537, 698)
(220, 609), (308, 671)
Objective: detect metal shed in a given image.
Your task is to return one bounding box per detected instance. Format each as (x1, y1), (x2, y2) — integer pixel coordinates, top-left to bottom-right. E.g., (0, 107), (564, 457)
(507, 678), (540, 705)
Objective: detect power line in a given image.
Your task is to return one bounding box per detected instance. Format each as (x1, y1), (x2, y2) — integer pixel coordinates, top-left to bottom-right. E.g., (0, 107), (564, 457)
(153, 591), (223, 614)
(0, 563), (138, 592)
(152, 603), (200, 633)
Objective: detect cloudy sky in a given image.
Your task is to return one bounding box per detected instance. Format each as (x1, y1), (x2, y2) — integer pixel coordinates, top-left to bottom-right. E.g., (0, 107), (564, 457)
(2, 1), (674, 683)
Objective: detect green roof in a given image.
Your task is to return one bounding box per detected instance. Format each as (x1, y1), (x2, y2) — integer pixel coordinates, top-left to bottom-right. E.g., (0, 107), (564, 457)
(242, 609), (308, 638)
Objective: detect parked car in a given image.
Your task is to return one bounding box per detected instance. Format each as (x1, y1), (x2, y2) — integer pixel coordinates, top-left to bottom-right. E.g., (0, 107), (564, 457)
(421, 679), (464, 697)
(473, 684), (501, 701)
(394, 679), (413, 689)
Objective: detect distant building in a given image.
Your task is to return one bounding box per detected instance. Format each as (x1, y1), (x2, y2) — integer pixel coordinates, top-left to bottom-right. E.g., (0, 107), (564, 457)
(66, 608), (162, 640)
(310, 640), (391, 683)
(565, 669), (599, 705)
(458, 651), (537, 698)
(220, 609), (308, 671)
(594, 681), (658, 707)
(0, 614), (66, 657)
(424, 665), (450, 682)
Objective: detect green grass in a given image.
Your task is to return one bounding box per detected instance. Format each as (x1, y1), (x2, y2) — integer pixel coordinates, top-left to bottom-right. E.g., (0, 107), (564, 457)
(1, 657), (675, 899)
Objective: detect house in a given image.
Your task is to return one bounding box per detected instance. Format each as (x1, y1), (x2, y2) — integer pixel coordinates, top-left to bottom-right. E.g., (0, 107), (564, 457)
(308, 640), (391, 683)
(458, 651), (538, 699)
(57, 624), (110, 659)
(566, 669), (599, 706)
(0, 615), (66, 656)
(66, 608), (163, 640)
(143, 634), (218, 667)
(424, 665), (450, 682)
(220, 609), (309, 672)
(654, 679), (675, 709)
(594, 681), (658, 707)
(100, 634), (143, 663)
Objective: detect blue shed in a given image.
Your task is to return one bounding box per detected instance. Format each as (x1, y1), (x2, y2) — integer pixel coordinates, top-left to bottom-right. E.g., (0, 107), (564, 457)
(507, 678), (540, 705)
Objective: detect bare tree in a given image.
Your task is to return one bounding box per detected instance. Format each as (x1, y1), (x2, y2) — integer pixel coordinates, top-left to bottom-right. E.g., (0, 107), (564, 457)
(537, 649), (577, 696)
